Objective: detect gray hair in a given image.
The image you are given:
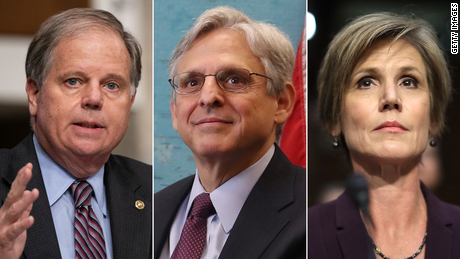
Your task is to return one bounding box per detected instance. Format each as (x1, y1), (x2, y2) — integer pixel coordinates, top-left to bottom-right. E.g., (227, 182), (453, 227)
(26, 8), (142, 97)
(318, 12), (452, 137)
(169, 6), (295, 139)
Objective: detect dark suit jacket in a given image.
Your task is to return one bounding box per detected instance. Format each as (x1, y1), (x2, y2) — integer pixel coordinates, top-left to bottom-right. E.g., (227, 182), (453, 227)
(154, 145), (306, 259)
(309, 183), (460, 259)
(0, 133), (152, 259)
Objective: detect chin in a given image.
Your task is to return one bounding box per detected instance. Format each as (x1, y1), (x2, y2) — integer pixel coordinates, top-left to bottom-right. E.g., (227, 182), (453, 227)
(368, 148), (422, 166)
(69, 140), (113, 157)
(192, 143), (234, 158)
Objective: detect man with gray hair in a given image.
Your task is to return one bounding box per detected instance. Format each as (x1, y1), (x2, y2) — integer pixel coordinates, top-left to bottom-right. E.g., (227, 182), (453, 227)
(0, 8), (151, 258)
(154, 6), (305, 259)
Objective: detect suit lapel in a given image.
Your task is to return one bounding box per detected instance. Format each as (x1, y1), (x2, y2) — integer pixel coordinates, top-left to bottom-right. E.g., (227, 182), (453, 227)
(335, 190), (374, 259)
(219, 145), (295, 259)
(105, 155), (152, 258)
(423, 183), (453, 259)
(3, 133), (61, 258)
(154, 176), (194, 259)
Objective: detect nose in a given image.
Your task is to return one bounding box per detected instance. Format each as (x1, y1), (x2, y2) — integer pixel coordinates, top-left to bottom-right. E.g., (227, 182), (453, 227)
(81, 82), (103, 110)
(199, 76), (225, 108)
(379, 82), (402, 112)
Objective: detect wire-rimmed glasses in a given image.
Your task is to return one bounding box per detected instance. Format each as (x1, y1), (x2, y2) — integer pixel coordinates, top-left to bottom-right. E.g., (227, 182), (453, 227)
(168, 68), (272, 95)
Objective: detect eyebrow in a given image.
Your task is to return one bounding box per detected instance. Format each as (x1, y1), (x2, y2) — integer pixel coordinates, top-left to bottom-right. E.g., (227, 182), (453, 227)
(58, 71), (129, 84)
(353, 67), (378, 77)
(58, 71), (87, 82)
(104, 73), (130, 84)
(353, 66), (423, 77)
(397, 66), (423, 75)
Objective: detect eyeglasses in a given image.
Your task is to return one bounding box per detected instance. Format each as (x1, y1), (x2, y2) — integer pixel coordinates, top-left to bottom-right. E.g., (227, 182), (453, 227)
(168, 68), (272, 95)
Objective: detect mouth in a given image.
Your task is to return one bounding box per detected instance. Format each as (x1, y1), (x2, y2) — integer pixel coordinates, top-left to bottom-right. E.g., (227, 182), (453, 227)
(374, 120), (408, 132)
(74, 122), (103, 129)
(195, 117), (232, 125)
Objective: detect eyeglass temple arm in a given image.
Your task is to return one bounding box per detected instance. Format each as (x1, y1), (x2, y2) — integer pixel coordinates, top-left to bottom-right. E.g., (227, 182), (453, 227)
(250, 72), (272, 80)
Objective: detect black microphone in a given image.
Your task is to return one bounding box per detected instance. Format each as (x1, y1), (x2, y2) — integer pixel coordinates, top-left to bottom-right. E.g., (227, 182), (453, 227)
(347, 173), (375, 259)
(348, 173), (371, 220)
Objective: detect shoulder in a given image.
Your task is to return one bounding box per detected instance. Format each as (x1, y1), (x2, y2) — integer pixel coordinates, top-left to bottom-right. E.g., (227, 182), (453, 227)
(308, 196), (349, 259)
(108, 154), (151, 179)
(154, 175), (194, 201)
(109, 154), (152, 172)
(0, 148), (12, 204)
(423, 183), (460, 221)
(0, 148), (11, 175)
(265, 145), (306, 189)
(106, 154), (152, 196)
(435, 197), (460, 221)
(309, 199), (337, 236)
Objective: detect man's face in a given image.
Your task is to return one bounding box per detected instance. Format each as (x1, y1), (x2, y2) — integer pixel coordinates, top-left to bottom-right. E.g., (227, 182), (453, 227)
(171, 29), (283, 162)
(27, 29), (134, 169)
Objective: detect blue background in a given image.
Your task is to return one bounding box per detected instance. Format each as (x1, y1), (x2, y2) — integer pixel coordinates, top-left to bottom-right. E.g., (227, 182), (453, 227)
(154, 0), (306, 192)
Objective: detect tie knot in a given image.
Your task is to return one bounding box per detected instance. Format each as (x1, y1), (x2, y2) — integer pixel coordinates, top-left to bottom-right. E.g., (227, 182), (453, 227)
(71, 180), (93, 208)
(190, 193), (215, 218)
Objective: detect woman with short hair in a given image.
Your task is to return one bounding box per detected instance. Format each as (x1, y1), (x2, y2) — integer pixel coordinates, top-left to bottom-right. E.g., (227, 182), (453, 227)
(309, 13), (460, 259)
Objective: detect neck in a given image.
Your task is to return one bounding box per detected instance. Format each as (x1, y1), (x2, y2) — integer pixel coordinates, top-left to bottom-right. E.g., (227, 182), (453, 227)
(38, 142), (108, 179)
(56, 154), (107, 179)
(351, 154), (427, 258)
(195, 142), (273, 192)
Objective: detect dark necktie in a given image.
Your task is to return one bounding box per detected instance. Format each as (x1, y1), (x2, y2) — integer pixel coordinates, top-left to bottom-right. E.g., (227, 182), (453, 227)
(171, 192), (216, 259)
(71, 180), (107, 259)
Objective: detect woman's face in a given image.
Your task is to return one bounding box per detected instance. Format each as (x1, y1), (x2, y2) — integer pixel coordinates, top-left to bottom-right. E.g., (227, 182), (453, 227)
(339, 39), (432, 165)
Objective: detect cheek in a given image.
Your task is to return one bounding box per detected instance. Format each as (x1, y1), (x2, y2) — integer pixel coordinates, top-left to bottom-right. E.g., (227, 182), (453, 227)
(341, 99), (370, 132)
(36, 93), (57, 123)
(413, 100), (431, 133)
(175, 102), (194, 125)
(114, 101), (133, 124)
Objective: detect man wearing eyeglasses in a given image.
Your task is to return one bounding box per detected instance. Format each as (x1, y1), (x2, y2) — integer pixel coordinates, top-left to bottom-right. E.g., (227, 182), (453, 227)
(154, 6), (306, 259)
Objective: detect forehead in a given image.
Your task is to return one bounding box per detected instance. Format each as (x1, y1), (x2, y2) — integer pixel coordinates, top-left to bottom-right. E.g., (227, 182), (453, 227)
(176, 28), (264, 73)
(49, 29), (131, 77)
(353, 39), (425, 72)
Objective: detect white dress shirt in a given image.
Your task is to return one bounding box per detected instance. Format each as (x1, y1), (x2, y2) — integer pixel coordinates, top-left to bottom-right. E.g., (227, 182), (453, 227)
(160, 145), (275, 259)
(33, 135), (113, 259)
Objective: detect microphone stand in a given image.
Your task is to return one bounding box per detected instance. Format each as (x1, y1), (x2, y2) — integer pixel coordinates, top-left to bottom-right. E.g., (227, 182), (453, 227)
(347, 173), (376, 259)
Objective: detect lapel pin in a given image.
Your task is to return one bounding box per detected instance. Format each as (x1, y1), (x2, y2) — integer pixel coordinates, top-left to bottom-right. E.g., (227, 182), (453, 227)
(135, 200), (145, 210)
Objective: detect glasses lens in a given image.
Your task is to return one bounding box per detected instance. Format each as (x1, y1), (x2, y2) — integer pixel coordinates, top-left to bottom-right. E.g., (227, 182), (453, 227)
(217, 68), (251, 91)
(175, 72), (204, 94)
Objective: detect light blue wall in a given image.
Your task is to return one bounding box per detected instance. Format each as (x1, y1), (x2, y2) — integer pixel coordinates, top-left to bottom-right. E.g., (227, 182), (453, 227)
(154, 0), (305, 192)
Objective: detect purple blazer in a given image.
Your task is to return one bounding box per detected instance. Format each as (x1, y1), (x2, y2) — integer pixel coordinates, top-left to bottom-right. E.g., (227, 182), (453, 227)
(309, 183), (460, 258)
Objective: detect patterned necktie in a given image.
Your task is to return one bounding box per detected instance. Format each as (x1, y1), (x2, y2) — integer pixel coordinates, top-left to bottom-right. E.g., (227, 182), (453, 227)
(171, 192), (216, 259)
(71, 180), (107, 259)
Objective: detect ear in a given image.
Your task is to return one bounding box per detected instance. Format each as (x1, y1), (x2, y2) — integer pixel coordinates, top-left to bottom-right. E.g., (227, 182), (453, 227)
(330, 123), (341, 137)
(25, 77), (39, 117)
(274, 82), (296, 125)
(130, 89), (137, 106)
(170, 100), (178, 131)
(429, 122), (438, 138)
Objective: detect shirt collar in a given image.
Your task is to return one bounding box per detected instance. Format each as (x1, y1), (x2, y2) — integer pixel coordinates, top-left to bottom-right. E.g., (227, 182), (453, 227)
(188, 145), (275, 233)
(33, 134), (107, 216)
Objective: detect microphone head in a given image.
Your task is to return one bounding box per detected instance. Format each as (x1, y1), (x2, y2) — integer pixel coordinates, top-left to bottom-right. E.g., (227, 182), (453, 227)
(347, 173), (370, 220)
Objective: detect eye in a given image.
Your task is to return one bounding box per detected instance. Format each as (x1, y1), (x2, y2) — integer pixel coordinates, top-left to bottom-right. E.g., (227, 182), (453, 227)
(187, 79), (199, 87)
(401, 77), (418, 88)
(66, 78), (79, 86)
(357, 77), (375, 89)
(220, 73), (248, 89)
(182, 75), (202, 88)
(106, 82), (119, 90)
(228, 76), (243, 85)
